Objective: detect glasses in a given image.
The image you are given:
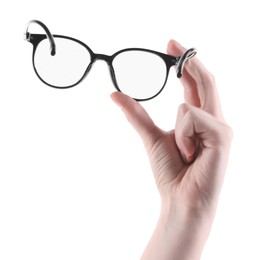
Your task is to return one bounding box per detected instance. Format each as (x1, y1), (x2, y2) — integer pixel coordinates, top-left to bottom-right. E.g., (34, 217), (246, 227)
(24, 20), (196, 101)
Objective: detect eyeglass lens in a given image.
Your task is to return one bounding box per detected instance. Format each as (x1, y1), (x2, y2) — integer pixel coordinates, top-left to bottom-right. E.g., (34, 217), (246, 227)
(112, 50), (167, 100)
(34, 37), (91, 88)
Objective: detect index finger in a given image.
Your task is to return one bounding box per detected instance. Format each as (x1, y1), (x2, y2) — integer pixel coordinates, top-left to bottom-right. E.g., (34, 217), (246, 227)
(167, 40), (224, 121)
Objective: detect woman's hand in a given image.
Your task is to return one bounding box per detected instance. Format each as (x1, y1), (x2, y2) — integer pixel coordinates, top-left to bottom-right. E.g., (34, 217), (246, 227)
(111, 40), (232, 260)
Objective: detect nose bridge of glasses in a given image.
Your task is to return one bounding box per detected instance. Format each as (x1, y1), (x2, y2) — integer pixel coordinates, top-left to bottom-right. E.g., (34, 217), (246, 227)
(93, 53), (113, 65)
(85, 53), (115, 86)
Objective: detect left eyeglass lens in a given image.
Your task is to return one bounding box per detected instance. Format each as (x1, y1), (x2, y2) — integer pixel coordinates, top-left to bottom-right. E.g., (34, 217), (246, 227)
(34, 37), (91, 87)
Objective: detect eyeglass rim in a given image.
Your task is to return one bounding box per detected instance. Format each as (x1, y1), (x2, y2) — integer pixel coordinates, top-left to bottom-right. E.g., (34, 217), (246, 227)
(25, 20), (196, 101)
(29, 33), (180, 101)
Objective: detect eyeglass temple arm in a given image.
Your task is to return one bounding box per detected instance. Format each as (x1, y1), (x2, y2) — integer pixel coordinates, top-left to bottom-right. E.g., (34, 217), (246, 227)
(24, 20), (56, 56)
(176, 48), (197, 78)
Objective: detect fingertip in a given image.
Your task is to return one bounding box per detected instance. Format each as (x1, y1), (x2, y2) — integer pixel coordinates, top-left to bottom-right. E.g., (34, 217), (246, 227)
(110, 91), (123, 102)
(110, 91), (131, 107)
(110, 92), (143, 121)
(167, 39), (186, 56)
(110, 92), (159, 144)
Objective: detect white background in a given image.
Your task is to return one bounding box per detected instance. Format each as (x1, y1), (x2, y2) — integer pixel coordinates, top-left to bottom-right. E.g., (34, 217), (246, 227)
(0, 0), (257, 259)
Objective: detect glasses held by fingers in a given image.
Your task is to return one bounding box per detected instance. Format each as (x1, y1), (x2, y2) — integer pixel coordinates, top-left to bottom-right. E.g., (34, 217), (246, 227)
(24, 20), (196, 101)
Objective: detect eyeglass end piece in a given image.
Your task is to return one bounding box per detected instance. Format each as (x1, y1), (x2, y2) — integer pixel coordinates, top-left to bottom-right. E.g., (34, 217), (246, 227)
(24, 32), (30, 41)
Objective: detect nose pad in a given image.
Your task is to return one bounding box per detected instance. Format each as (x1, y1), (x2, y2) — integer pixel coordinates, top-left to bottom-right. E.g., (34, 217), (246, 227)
(77, 61), (95, 84)
(176, 48), (197, 78)
(108, 65), (120, 91)
(86, 62), (94, 73)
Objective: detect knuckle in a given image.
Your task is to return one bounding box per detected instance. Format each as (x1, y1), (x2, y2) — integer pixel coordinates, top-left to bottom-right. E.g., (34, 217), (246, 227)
(184, 106), (197, 119)
(224, 124), (233, 141)
(178, 103), (188, 112)
(214, 122), (233, 150)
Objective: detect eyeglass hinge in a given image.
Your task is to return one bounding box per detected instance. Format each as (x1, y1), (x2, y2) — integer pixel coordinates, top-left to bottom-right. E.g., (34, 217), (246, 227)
(24, 32), (32, 41)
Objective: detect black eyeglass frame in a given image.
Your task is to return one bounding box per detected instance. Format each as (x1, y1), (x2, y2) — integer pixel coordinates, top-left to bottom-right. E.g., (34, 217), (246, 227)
(25, 20), (197, 101)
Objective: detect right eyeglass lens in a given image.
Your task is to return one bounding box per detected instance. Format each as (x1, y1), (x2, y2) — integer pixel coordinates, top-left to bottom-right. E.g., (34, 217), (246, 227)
(112, 50), (167, 100)
(34, 37), (91, 88)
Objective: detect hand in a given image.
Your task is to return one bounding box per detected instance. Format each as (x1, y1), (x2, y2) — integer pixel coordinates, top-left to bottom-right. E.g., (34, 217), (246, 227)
(111, 40), (232, 260)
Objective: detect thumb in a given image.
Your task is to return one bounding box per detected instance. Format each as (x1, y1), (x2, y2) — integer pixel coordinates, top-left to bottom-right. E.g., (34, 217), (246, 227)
(111, 92), (160, 145)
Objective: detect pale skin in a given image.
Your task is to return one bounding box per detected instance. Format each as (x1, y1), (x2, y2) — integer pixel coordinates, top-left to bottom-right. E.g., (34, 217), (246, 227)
(111, 40), (232, 260)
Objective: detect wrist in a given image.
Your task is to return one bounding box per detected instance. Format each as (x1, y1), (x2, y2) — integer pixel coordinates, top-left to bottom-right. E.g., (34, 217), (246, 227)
(158, 200), (215, 260)
(140, 204), (211, 260)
